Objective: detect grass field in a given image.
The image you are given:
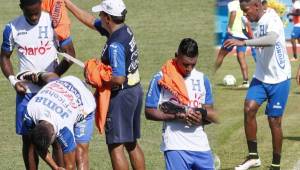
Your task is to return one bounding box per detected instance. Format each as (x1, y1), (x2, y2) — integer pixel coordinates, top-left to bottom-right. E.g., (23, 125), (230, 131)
(0, 0), (300, 169)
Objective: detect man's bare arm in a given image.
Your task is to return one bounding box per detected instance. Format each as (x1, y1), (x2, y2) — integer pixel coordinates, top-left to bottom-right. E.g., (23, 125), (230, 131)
(0, 49), (27, 94)
(64, 0), (97, 30)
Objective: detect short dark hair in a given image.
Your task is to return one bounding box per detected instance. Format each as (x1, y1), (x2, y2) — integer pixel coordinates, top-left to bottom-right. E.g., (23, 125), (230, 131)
(177, 38), (199, 58)
(31, 121), (54, 154)
(262, 0), (267, 5)
(20, 0), (41, 6)
(106, 9), (127, 24)
(239, 0), (259, 3)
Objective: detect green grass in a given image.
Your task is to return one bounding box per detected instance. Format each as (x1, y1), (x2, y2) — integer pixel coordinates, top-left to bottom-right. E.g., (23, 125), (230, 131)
(0, 0), (299, 169)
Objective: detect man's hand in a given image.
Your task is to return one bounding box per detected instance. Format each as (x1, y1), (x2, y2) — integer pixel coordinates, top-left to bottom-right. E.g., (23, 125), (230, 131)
(224, 39), (245, 48)
(14, 82), (27, 94)
(174, 112), (187, 121)
(297, 65), (300, 85)
(22, 72), (39, 83)
(186, 109), (202, 126)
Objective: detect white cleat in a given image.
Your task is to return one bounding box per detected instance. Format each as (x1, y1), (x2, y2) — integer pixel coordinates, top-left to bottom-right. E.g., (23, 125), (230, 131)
(237, 81), (250, 89)
(235, 157), (261, 170)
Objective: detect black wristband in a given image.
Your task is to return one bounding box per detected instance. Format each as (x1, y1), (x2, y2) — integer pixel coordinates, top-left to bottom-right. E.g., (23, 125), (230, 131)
(37, 72), (47, 86)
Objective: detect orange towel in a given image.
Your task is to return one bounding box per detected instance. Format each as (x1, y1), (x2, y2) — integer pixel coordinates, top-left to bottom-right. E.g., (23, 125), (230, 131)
(158, 59), (189, 105)
(42, 0), (71, 41)
(85, 58), (112, 134)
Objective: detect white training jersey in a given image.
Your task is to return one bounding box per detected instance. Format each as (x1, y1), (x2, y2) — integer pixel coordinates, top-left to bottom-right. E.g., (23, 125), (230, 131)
(227, 0), (248, 39)
(145, 69), (214, 152)
(253, 8), (291, 84)
(26, 76), (96, 139)
(1, 11), (59, 93)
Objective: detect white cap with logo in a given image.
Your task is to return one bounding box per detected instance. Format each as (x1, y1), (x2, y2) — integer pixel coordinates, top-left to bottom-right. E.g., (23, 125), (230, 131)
(92, 0), (126, 17)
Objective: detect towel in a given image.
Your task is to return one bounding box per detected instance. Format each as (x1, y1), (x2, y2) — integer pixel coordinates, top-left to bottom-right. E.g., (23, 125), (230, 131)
(84, 58), (112, 134)
(158, 59), (189, 105)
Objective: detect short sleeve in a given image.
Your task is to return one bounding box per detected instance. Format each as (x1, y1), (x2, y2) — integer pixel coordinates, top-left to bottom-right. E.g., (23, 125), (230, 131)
(108, 42), (126, 76)
(1, 24), (14, 52)
(204, 75), (214, 105)
(145, 73), (162, 108)
(59, 36), (72, 47)
(228, 1), (238, 12)
(94, 19), (110, 37)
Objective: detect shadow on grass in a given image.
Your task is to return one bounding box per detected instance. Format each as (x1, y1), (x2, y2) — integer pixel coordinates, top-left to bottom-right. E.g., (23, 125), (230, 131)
(283, 136), (300, 141)
(215, 83), (248, 91)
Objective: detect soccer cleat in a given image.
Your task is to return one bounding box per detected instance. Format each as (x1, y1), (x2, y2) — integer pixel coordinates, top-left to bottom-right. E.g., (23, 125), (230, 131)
(235, 156), (261, 170)
(238, 80), (250, 89)
(289, 57), (298, 62)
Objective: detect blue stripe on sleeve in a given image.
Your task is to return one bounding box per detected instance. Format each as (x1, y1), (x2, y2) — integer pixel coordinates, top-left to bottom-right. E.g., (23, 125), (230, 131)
(145, 73), (162, 108)
(108, 42), (126, 76)
(93, 19), (109, 37)
(59, 36), (72, 47)
(1, 24), (13, 52)
(204, 75), (214, 105)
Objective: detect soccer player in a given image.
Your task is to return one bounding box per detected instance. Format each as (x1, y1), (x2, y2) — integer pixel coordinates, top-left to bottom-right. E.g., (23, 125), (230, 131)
(64, 0), (145, 169)
(0, 0), (75, 169)
(224, 1), (291, 170)
(145, 38), (218, 170)
(23, 73), (96, 170)
(215, 0), (250, 88)
(287, 0), (300, 61)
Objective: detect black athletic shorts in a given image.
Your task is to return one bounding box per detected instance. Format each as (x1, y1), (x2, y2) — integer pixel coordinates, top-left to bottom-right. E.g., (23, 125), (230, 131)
(105, 84), (143, 144)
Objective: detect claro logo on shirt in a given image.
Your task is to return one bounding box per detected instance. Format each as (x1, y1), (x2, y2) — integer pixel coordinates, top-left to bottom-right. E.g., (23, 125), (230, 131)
(18, 41), (52, 56)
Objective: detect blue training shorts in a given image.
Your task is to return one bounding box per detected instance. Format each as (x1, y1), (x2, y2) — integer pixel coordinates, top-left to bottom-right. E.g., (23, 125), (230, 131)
(291, 26), (300, 39)
(105, 84), (143, 144)
(16, 93), (36, 135)
(164, 150), (214, 170)
(221, 33), (247, 53)
(246, 78), (291, 117)
(74, 112), (95, 144)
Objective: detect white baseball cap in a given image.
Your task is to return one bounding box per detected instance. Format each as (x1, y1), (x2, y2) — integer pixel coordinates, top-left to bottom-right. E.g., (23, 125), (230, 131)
(92, 0), (126, 17)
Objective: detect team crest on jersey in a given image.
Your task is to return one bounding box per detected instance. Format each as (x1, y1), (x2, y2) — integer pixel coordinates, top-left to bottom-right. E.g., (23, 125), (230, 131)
(274, 42), (285, 69)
